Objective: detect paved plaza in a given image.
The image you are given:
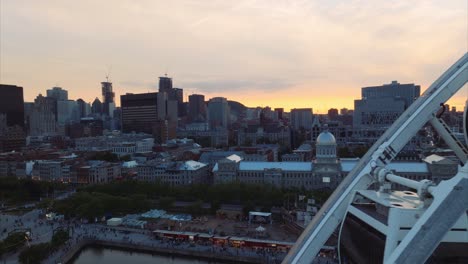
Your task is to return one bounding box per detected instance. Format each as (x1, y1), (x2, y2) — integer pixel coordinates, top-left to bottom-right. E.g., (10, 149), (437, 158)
(1, 209), (336, 264)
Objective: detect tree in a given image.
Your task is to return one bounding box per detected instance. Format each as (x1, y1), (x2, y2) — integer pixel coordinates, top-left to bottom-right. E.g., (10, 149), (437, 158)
(119, 155), (132, 162)
(242, 200), (255, 216)
(159, 197), (175, 210)
(337, 147), (352, 158)
(352, 146), (369, 158)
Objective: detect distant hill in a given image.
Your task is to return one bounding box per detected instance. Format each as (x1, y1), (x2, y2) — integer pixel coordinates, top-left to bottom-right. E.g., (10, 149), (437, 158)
(228, 100), (247, 117)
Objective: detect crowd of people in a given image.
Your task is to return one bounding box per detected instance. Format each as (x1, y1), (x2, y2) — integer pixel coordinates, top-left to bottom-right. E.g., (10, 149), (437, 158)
(1, 209), (337, 264)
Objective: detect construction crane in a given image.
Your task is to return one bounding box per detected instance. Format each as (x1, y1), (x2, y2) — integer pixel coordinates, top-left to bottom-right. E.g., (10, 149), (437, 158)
(283, 53), (468, 264)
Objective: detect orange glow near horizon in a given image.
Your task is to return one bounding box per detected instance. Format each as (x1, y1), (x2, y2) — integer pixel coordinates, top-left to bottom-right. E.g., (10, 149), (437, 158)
(20, 83), (467, 114)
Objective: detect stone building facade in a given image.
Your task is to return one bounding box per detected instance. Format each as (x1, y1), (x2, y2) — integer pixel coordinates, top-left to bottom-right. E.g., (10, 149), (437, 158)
(213, 130), (456, 190)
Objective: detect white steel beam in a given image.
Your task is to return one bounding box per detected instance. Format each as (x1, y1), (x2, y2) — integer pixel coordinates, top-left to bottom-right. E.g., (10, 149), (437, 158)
(385, 167), (468, 264)
(430, 117), (468, 164)
(284, 53), (468, 264)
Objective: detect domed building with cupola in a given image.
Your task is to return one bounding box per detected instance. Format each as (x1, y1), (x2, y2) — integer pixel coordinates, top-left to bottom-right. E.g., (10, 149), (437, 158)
(315, 129), (337, 162)
(311, 127), (342, 188)
(213, 128), (453, 190)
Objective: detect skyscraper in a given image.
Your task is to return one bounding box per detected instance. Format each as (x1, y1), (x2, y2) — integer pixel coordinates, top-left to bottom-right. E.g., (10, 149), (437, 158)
(91, 98), (103, 115)
(173, 88), (185, 117)
(121, 92), (167, 135)
(30, 94), (57, 136)
(0, 84), (24, 128)
(101, 80), (115, 116)
(57, 100), (79, 124)
(46, 87), (68, 101)
(76, 99), (88, 118)
(158, 75), (184, 118)
(208, 97), (230, 129)
(188, 94), (206, 122)
(0, 84), (26, 151)
(159, 75), (173, 94)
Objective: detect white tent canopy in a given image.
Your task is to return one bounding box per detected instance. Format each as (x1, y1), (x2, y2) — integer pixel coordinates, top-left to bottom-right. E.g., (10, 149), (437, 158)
(256, 225), (266, 232)
(248, 211), (272, 225)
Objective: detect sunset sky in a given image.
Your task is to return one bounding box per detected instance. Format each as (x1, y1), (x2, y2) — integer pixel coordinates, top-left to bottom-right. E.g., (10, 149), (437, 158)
(1, 0), (466, 113)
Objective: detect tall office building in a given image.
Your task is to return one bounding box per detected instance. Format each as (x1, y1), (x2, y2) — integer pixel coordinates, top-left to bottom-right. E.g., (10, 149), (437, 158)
(91, 98), (103, 115)
(208, 97), (230, 129)
(0, 84), (26, 151)
(354, 81), (420, 128)
(173, 88), (185, 117)
(30, 94), (57, 136)
(57, 100), (79, 124)
(101, 80), (115, 116)
(0, 84), (24, 128)
(188, 94), (206, 122)
(24, 102), (34, 133)
(46, 87), (68, 101)
(121, 92), (168, 135)
(159, 75), (173, 94)
(290, 108), (313, 130)
(158, 75), (184, 118)
(76, 99), (89, 118)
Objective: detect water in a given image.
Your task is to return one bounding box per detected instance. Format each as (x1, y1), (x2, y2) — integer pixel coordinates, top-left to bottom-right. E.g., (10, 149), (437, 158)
(70, 246), (228, 264)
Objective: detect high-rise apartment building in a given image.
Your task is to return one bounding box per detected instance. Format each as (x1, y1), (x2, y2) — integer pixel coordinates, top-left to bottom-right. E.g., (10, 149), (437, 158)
(208, 97), (230, 129)
(353, 81), (420, 128)
(46, 87), (68, 101)
(188, 94), (206, 122)
(290, 108), (313, 130)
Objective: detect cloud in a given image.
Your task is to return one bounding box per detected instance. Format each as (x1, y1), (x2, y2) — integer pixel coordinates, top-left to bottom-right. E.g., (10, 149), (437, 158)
(119, 81), (156, 89)
(181, 79), (296, 93)
(0, 0), (466, 112)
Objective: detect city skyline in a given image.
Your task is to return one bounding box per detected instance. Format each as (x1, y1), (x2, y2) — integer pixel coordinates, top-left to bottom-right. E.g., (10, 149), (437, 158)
(1, 0), (467, 112)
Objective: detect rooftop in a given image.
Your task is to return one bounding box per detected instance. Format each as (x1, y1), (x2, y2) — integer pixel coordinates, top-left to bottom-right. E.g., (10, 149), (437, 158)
(340, 159), (428, 173)
(239, 162), (312, 171)
(316, 131), (336, 145)
(179, 160), (207, 171)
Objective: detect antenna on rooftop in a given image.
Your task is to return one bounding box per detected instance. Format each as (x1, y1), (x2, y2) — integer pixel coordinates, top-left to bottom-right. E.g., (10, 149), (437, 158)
(105, 65), (112, 82)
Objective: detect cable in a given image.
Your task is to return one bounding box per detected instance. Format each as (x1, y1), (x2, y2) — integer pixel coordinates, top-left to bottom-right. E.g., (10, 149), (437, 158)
(337, 204), (352, 264)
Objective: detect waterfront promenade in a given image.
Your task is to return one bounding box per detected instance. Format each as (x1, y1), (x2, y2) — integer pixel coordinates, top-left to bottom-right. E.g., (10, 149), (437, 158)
(47, 224), (288, 264)
(1, 209), (336, 264)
